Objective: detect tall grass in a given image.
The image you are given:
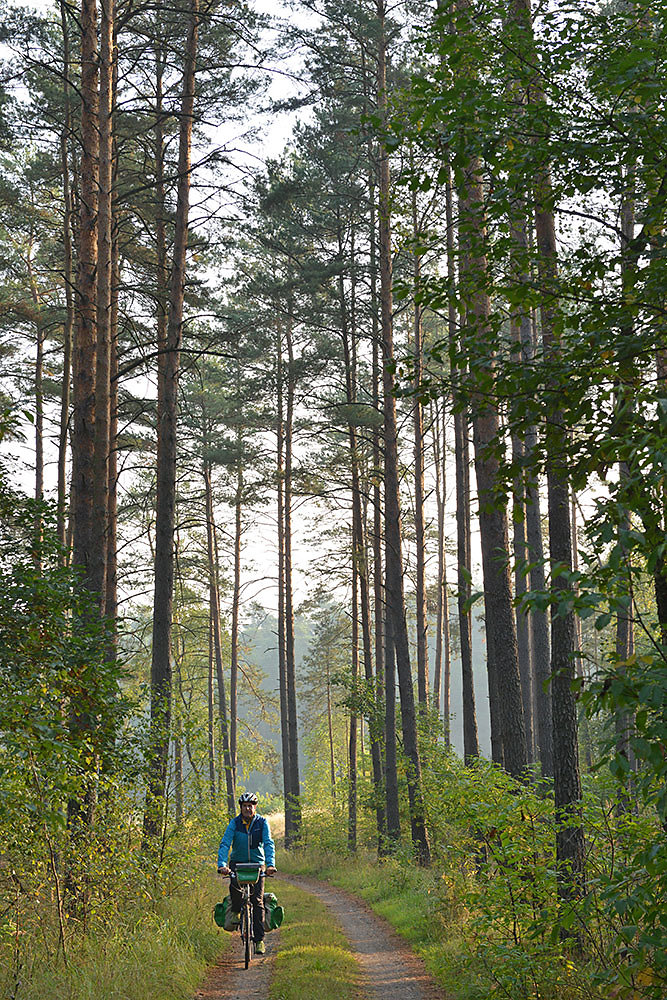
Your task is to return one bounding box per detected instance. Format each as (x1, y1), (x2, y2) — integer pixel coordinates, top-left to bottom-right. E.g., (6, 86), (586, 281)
(0, 853), (230, 1000)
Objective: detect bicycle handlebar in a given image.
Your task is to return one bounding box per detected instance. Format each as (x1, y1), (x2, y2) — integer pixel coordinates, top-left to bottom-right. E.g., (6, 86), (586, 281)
(217, 868), (276, 877)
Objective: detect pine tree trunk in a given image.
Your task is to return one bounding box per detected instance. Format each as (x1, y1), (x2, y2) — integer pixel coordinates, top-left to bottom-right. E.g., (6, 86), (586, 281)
(327, 657), (336, 804)
(284, 309), (302, 841)
(105, 216), (119, 629)
(204, 462), (236, 816)
(377, 0), (429, 864)
(512, 432), (534, 764)
(67, 0), (99, 867)
(144, 0), (199, 843)
(208, 616), (216, 805)
(90, 0), (114, 605)
(230, 418), (243, 788)
(446, 158), (479, 764)
(370, 145), (388, 850)
(524, 383), (553, 778)
(174, 719), (184, 827)
(432, 402), (445, 718)
(57, 0), (74, 560)
(535, 183), (585, 899)
(348, 559), (359, 851)
(411, 183), (429, 712)
(384, 610), (401, 842)
(339, 252), (385, 848)
(454, 0), (527, 778)
(71, 0), (99, 588)
(276, 314), (295, 847)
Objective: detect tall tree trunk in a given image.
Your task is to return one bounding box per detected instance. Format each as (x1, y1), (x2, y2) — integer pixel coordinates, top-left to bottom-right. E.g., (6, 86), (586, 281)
(66, 0), (99, 870)
(445, 157), (479, 763)
(370, 134), (388, 850)
(58, 0), (74, 560)
(143, 0), (199, 844)
(454, 0), (527, 779)
(105, 212), (119, 629)
(432, 403), (444, 717)
(338, 234), (385, 848)
(348, 558), (359, 852)
(230, 418), (243, 788)
(208, 615), (216, 805)
(327, 655), (336, 804)
(377, 0), (429, 864)
(276, 313), (295, 847)
(384, 610), (401, 842)
(524, 380), (553, 777)
(535, 163), (585, 904)
(90, 0), (114, 605)
(411, 182), (429, 712)
(174, 718), (184, 827)
(284, 307), (302, 842)
(512, 434), (535, 764)
(204, 461), (236, 816)
(71, 0), (99, 588)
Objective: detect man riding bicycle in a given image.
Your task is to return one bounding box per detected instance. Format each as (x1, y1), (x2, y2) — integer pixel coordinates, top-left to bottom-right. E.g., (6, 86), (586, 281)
(217, 792), (276, 954)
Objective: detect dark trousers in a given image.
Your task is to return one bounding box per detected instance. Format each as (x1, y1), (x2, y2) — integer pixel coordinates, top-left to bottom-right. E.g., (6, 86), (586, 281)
(230, 874), (265, 942)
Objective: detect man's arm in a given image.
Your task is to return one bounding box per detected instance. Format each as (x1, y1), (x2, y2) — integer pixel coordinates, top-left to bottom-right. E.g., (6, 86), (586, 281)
(262, 817), (276, 869)
(217, 818), (235, 870)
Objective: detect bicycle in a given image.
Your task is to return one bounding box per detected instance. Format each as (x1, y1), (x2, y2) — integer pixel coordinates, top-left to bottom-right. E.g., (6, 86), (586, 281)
(222, 863), (270, 968)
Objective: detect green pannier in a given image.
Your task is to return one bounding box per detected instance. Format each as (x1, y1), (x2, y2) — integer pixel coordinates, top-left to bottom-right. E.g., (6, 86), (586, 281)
(263, 892), (284, 932)
(214, 897), (239, 932)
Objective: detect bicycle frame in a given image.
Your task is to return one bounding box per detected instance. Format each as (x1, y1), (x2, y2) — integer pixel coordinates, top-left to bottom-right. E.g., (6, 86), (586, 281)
(225, 863), (264, 969)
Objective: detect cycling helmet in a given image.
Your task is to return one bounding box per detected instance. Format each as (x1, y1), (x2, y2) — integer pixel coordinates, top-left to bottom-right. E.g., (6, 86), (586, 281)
(238, 791), (258, 806)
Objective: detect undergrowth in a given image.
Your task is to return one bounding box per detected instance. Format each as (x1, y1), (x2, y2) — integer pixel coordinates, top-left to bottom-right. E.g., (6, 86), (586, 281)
(0, 827), (229, 1000)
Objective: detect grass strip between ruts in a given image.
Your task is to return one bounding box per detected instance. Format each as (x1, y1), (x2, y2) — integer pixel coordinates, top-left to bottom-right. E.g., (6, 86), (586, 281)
(268, 879), (363, 1000)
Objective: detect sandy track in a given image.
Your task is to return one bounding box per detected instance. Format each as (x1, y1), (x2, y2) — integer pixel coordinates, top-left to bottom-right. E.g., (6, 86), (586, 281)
(283, 874), (448, 1000)
(193, 929), (279, 1000)
(194, 875), (448, 1000)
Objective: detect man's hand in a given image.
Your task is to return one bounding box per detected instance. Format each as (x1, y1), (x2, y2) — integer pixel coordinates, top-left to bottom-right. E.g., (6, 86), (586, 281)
(265, 866), (277, 876)
(218, 866), (231, 876)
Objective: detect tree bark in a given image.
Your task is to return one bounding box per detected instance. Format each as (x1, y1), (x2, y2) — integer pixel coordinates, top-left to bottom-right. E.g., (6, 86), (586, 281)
(143, 0), (199, 844)
(208, 614), (216, 805)
(377, 0), (429, 864)
(284, 306), (302, 842)
(230, 417), (243, 789)
(411, 182), (429, 712)
(90, 0), (114, 605)
(349, 558), (359, 852)
(445, 156), (479, 763)
(71, 0), (99, 589)
(205, 462), (236, 817)
(454, 0), (527, 778)
(57, 0), (74, 560)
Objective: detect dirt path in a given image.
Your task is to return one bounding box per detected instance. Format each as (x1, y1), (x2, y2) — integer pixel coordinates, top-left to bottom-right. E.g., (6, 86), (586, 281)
(194, 875), (448, 1000)
(194, 930), (279, 1000)
(283, 874), (448, 1000)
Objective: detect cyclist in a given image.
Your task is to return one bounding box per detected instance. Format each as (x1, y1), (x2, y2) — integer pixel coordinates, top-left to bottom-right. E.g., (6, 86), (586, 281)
(217, 792), (276, 954)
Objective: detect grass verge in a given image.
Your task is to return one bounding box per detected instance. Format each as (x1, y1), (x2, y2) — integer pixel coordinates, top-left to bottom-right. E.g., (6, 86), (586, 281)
(2, 870), (232, 1000)
(278, 848), (598, 1000)
(269, 879), (362, 1000)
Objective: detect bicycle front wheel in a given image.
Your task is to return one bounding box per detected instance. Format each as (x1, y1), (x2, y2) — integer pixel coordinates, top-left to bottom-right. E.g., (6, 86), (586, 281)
(242, 902), (251, 969)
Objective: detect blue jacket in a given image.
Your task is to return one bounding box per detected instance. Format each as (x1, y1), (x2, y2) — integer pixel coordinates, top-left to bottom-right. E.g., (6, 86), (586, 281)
(217, 813), (275, 870)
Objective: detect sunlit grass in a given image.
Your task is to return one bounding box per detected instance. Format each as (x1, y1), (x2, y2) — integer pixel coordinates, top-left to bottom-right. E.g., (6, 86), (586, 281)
(269, 880), (362, 1000)
(0, 874), (231, 1000)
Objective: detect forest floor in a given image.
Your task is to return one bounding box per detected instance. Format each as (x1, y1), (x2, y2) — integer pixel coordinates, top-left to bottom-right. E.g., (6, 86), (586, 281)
(194, 874), (448, 1000)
